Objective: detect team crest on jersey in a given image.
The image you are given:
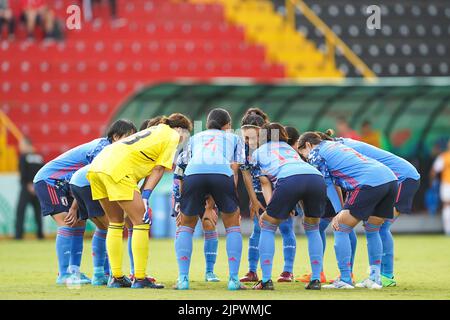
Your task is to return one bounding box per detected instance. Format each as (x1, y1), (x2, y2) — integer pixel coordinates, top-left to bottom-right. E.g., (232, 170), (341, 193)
(60, 196), (69, 207)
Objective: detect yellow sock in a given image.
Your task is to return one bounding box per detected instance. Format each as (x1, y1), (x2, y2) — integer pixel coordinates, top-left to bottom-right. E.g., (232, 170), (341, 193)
(132, 224), (150, 279)
(106, 222), (125, 278)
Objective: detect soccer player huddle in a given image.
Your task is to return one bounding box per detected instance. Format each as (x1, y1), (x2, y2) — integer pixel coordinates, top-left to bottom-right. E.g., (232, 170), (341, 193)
(32, 107), (420, 291)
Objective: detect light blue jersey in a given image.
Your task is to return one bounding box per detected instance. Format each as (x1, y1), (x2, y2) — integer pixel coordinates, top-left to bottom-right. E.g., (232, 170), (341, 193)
(34, 138), (110, 186)
(184, 129), (245, 177)
(70, 165), (91, 188)
(251, 141), (321, 184)
(308, 140), (397, 191)
(337, 138), (420, 183)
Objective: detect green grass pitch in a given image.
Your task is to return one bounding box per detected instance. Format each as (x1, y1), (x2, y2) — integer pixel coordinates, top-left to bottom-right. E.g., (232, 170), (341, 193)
(1, 235), (449, 300)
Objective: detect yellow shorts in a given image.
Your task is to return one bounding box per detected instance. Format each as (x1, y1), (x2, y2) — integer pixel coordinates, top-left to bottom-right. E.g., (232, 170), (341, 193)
(87, 171), (140, 202)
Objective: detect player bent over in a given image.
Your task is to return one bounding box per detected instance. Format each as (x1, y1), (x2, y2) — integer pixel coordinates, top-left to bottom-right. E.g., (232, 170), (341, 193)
(87, 114), (192, 288)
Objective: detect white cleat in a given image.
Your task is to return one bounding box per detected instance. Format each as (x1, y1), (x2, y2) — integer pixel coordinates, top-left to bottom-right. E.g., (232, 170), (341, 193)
(323, 280), (354, 289)
(355, 278), (382, 290)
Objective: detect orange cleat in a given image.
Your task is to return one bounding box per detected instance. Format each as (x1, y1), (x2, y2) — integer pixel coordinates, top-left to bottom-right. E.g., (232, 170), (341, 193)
(295, 271), (327, 283)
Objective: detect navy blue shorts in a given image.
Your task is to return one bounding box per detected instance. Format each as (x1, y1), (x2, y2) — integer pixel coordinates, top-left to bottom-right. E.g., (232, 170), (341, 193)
(344, 181), (398, 220)
(180, 174), (239, 216)
(322, 199), (338, 218)
(34, 180), (73, 216)
(70, 184), (104, 221)
(266, 174), (327, 220)
(395, 178), (420, 214)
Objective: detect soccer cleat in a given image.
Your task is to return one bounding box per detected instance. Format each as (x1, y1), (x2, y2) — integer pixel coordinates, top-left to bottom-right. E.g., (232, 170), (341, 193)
(240, 271), (259, 282)
(323, 279), (355, 289)
(330, 273), (355, 284)
(252, 279), (274, 290)
(355, 278), (382, 290)
(277, 271), (294, 282)
(295, 271), (327, 283)
(381, 275), (397, 287)
(129, 274), (156, 283)
(79, 272), (92, 285)
(56, 274), (71, 285)
(305, 279), (321, 290)
(91, 273), (108, 286)
(173, 276), (189, 290)
(107, 275), (132, 288)
(228, 277), (247, 290)
(205, 272), (220, 282)
(131, 277), (164, 289)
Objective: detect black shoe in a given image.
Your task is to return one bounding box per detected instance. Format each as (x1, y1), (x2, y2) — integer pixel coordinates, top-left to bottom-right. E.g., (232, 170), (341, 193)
(305, 279), (321, 290)
(107, 275), (132, 288)
(131, 277), (165, 289)
(252, 279), (274, 290)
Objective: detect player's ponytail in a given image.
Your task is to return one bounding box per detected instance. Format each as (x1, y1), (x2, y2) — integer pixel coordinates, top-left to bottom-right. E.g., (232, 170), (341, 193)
(285, 126), (300, 147)
(298, 132), (323, 149)
(139, 116), (164, 131)
(206, 108), (231, 130)
(261, 122), (289, 144)
(315, 129), (335, 141)
(161, 113), (193, 132)
(107, 119), (137, 142)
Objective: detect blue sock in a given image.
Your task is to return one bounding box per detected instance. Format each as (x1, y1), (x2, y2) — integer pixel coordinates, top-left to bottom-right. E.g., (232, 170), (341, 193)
(333, 223), (353, 285)
(104, 255), (110, 275)
(204, 230), (218, 273)
(226, 226), (242, 279)
(248, 216), (260, 273)
(319, 218), (331, 254)
(127, 228), (134, 276)
(349, 229), (357, 272)
(364, 222), (382, 282)
(303, 221), (323, 281)
(68, 226), (85, 274)
(380, 219), (394, 278)
(175, 226), (194, 278)
(259, 221), (277, 282)
(92, 228), (107, 275)
(279, 217), (296, 273)
(56, 227), (72, 277)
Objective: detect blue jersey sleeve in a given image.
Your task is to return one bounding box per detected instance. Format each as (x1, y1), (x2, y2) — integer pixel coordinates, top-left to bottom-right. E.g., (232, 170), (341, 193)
(86, 138), (111, 163)
(308, 147), (330, 180)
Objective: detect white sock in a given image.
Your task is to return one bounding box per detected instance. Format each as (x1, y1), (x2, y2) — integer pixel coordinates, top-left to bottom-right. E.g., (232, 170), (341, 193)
(443, 205), (450, 236)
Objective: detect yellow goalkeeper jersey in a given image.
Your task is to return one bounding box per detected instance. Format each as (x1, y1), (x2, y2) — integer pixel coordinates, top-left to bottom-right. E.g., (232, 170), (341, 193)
(88, 123), (180, 183)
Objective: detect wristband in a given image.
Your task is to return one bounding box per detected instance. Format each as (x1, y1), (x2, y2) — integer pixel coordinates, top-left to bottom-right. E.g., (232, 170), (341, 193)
(142, 189), (153, 201)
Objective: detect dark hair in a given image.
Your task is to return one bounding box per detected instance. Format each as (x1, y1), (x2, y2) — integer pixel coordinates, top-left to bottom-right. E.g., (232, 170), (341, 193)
(261, 122), (289, 144)
(315, 129), (335, 141)
(140, 116), (164, 130)
(241, 113), (265, 128)
(244, 107), (269, 123)
(206, 108), (231, 130)
(298, 131), (323, 149)
(107, 119), (137, 142)
(362, 120), (372, 127)
(285, 126), (300, 147)
(160, 113), (193, 132)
